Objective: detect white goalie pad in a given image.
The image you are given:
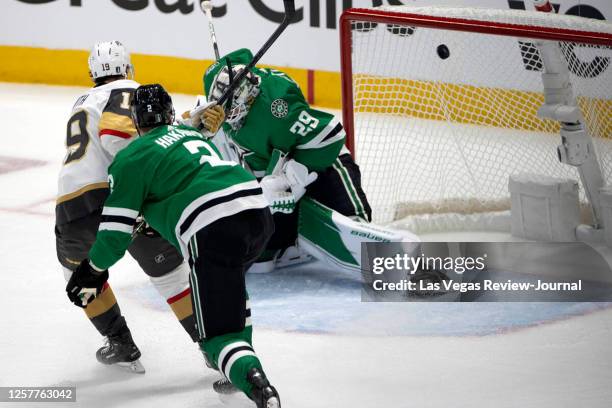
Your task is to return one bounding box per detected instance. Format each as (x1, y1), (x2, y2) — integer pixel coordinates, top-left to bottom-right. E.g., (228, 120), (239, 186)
(509, 173), (580, 242)
(298, 197), (420, 273)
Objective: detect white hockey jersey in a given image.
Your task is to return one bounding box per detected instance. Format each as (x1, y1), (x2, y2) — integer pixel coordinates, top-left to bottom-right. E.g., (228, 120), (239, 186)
(56, 79), (139, 224)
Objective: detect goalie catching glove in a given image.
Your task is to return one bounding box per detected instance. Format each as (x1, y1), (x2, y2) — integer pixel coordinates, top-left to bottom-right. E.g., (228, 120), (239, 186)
(66, 259), (109, 308)
(260, 156), (318, 214)
(179, 96), (225, 137)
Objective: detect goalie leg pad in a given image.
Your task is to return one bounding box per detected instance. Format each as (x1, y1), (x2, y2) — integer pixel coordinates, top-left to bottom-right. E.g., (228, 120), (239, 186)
(298, 197), (420, 273)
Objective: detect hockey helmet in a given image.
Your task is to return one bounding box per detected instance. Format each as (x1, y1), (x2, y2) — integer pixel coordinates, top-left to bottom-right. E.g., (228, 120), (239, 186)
(88, 41), (133, 83)
(204, 48), (261, 129)
(208, 63), (260, 130)
(131, 84), (175, 131)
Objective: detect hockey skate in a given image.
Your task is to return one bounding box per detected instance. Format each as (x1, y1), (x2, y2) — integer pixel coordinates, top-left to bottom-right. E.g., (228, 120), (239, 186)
(274, 245), (313, 269)
(96, 331), (145, 374)
(247, 368), (280, 408)
(248, 245), (313, 274)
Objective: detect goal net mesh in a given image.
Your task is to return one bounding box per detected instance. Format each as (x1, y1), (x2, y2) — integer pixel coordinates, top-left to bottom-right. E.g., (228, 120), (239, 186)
(344, 6), (612, 228)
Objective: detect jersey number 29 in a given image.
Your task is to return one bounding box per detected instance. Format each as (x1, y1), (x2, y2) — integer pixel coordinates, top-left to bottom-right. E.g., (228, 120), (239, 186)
(290, 111), (319, 137)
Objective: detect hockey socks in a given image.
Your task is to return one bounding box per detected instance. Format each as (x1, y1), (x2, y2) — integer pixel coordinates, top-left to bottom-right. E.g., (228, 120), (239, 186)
(199, 326), (265, 396)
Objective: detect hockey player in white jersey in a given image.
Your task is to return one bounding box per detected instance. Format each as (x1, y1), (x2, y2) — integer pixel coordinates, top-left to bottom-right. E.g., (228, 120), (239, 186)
(56, 41), (224, 373)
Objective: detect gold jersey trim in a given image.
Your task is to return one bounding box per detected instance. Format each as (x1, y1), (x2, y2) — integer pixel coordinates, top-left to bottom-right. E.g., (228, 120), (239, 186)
(56, 182), (109, 205)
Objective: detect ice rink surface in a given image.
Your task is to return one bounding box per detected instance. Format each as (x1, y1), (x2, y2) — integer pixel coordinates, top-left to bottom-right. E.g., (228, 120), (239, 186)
(1, 82), (611, 407)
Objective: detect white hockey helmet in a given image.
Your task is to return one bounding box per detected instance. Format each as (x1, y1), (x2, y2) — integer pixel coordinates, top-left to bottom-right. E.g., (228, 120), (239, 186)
(88, 41), (133, 83)
(208, 64), (260, 130)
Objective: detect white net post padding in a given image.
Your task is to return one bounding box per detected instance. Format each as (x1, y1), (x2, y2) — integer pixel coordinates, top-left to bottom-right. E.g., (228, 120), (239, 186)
(340, 6), (612, 232)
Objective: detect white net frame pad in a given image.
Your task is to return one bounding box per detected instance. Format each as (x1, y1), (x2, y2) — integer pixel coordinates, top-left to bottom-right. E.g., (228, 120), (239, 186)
(340, 6), (612, 232)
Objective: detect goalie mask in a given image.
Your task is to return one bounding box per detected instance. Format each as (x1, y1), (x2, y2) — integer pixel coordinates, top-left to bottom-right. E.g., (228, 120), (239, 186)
(208, 64), (260, 130)
(131, 84), (175, 132)
(88, 41), (133, 83)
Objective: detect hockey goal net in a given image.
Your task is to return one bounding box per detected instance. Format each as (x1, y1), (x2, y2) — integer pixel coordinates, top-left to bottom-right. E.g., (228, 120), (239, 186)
(340, 6), (612, 230)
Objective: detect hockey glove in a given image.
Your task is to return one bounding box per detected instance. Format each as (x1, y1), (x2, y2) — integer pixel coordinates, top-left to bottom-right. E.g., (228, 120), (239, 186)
(283, 160), (318, 202)
(177, 95), (206, 127)
(66, 259), (109, 308)
(201, 104), (225, 136)
(178, 96), (225, 137)
(260, 175), (296, 214)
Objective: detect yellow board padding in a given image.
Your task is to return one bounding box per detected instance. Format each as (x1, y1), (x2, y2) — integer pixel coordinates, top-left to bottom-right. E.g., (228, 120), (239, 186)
(0, 45), (342, 108)
(85, 285), (117, 319)
(0, 46), (91, 86)
(313, 69), (342, 109)
(353, 75), (612, 137)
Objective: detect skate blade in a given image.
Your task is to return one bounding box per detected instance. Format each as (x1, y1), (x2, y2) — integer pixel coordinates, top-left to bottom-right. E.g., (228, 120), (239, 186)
(116, 359), (145, 374)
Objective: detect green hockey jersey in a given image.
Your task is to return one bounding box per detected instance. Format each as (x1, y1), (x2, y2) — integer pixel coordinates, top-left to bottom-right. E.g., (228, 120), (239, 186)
(88, 124), (268, 270)
(203, 49), (346, 175)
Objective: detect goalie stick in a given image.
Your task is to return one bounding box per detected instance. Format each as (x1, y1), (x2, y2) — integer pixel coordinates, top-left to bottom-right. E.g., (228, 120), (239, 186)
(215, 0), (296, 107)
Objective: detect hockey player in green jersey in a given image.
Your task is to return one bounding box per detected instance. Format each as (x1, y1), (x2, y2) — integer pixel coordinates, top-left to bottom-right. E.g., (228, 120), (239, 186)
(200, 48), (374, 272)
(66, 84), (280, 408)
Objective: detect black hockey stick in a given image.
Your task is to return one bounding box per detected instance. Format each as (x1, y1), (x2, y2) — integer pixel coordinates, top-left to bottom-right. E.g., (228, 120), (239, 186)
(216, 0), (296, 107)
(224, 58), (235, 118)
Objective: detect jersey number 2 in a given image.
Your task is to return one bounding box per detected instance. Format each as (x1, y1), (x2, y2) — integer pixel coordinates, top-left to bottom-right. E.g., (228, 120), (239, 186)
(183, 140), (236, 167)
(65, 110), (89, 164)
